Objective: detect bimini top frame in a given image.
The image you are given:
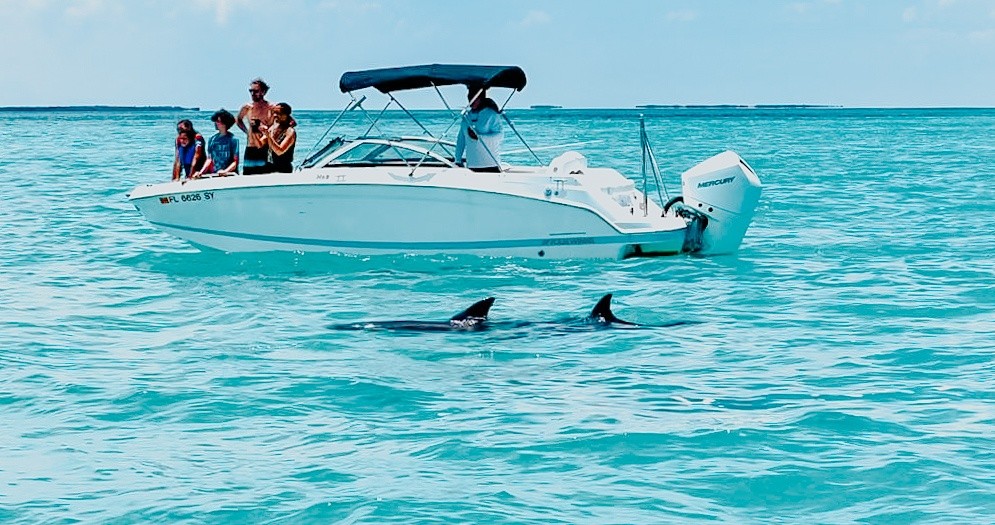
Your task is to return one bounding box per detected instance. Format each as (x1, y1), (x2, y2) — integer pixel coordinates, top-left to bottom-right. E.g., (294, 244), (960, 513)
(300, 64), (539, 172)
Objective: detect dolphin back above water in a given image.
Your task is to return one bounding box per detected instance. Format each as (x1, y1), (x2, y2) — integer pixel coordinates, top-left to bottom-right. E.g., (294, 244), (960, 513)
(330, 297), (496, 332)
(328, 294), (665, 333)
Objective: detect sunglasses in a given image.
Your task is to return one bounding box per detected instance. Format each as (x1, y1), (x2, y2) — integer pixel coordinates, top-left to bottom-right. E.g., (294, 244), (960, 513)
(249, 89), (262, 94)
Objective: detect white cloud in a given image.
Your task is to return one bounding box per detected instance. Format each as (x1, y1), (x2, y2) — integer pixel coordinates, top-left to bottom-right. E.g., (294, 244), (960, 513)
(214, 0), (233, 24)
(215, 0), (251, 25)
(788, 2), (810, 14)
(520, 10), (550, 27)
(937, 0), (956, 8)
(318, 0), (381, 15)
(902, 7), (918, 22)
(788, 0), (843, 14)
(65, 0), (104, 18)
(0, 0), (47, 17)
(968, 29), (994, 42)
(666, 9), (697, 22)
(0, 0), (51, 11)
(193, 0), (253, 25)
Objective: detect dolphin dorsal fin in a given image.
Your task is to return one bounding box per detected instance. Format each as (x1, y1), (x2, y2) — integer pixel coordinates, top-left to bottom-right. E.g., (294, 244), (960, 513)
(590, 293), (619, 323)
(451, 297), (495, 321)
(590, 293), (638, 325)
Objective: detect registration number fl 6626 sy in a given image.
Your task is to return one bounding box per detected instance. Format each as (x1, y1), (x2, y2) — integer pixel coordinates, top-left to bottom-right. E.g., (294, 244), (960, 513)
(159, 192), (214, 204)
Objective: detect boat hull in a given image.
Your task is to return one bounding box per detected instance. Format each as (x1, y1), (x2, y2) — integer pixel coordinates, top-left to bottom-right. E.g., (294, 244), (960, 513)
(129, 177), (688, 259)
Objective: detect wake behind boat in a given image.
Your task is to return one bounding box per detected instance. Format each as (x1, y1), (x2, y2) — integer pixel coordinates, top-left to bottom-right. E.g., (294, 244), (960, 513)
(129, 64), (762, 259)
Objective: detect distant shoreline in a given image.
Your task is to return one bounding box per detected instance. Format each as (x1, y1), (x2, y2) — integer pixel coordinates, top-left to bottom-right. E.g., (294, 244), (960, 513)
(0, 105), (200, 112)
(634, 104), (841, 109)
(3, 105), (994, 113)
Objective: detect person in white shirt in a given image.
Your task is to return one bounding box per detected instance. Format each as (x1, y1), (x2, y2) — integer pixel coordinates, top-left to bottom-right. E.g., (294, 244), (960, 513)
(455, 86), (503, 172)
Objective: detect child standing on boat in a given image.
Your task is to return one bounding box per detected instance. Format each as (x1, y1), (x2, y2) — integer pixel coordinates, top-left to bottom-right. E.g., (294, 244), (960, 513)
(172, 120), (206, 181)
(194, 109), (239, 177)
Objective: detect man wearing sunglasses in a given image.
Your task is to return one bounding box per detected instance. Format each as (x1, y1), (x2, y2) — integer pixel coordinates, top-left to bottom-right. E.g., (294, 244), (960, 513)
(236, 78), (274, 175)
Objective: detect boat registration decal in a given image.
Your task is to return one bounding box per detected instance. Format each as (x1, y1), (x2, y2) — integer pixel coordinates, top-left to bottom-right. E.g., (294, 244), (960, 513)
(158, 191), (215, 204)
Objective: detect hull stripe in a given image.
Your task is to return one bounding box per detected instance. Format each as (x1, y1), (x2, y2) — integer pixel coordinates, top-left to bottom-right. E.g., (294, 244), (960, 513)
(149, 221), (686, 251)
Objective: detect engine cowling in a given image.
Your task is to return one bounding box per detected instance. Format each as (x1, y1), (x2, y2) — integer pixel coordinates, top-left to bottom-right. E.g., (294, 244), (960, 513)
(680, 151), (763, 255)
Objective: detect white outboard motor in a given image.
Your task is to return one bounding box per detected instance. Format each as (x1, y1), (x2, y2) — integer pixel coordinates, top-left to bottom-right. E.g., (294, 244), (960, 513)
(680, 151), (762, 255)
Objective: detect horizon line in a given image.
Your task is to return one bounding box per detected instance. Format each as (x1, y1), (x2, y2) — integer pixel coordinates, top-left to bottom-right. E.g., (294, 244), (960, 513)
(5, 104), (995, 111)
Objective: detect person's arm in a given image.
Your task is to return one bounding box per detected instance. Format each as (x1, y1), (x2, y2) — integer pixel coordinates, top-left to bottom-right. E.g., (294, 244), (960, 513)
(249, 127), (265, 149)
(265, 126), (296, 156)
(476, 109), (502, 136)
(194, 158), (214, 178)
(454, 119), (467, 166)
(193, 136), (215, 177)
(192, 137), (207, 174)
(173, 142), (183, 180)
(221, 138), (239, 174)
(236, 105), (250, 134)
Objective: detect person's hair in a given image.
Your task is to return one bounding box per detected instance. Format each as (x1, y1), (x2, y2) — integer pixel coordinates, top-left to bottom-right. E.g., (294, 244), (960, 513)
(212, 109), (236, 128)
(274, 102), (292, 115)
(250, 78), (270, 93)
(178, 129), (196, 143)
(466, 85), (499, 112)
(177, 119), (194, 131)
(467, 85), (486, 100)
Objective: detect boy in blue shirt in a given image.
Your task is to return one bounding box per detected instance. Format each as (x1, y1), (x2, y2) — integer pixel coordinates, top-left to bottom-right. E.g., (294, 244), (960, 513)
(194, 109), (240, 177)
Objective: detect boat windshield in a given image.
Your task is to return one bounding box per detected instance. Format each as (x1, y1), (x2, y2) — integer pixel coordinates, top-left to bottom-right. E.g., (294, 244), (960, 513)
(323, 140), (455, 168)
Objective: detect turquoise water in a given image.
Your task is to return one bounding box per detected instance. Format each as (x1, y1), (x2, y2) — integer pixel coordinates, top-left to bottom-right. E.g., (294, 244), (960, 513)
(2, 107), (994, 523)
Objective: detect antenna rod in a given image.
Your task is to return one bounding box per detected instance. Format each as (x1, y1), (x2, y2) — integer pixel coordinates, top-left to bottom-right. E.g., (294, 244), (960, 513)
(640, 116), (649, 217)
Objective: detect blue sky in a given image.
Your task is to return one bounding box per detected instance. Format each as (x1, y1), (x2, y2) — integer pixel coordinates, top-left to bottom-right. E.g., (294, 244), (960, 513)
(3, 0), (995, 108)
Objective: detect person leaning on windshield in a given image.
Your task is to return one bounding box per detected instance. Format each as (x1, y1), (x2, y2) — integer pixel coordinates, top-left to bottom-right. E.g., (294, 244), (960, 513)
(454, 85), (503, 173)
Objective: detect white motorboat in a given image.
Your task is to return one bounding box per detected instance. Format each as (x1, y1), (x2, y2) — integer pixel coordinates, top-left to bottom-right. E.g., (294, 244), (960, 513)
(129, 64), (762, 259)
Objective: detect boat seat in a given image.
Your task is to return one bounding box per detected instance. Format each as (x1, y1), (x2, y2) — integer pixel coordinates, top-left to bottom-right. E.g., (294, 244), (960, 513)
(549, 151), (587, 176)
